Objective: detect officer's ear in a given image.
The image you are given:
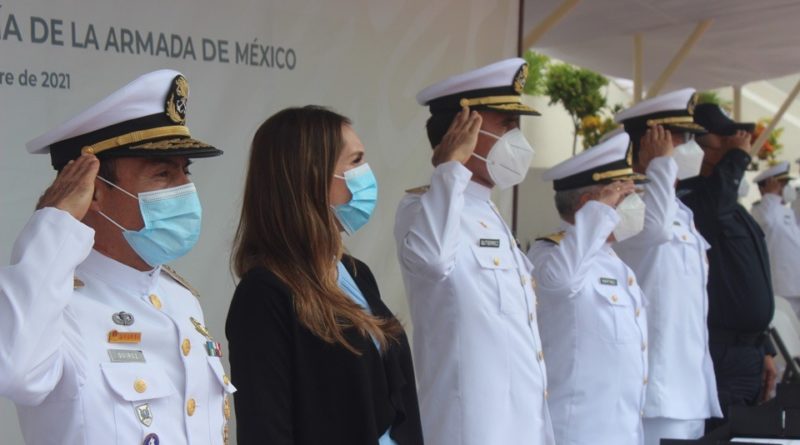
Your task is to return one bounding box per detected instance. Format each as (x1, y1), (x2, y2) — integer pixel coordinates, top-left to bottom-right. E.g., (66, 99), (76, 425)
(89, 178), (105, 212)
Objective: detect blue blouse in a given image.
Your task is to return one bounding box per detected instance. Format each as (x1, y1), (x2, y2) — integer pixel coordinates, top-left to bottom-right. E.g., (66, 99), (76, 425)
(336, 261), (397, 445)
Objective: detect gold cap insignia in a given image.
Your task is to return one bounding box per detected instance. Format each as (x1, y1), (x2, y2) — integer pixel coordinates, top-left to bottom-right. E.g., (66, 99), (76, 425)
(687, 93), (698, 115)
(514, 63), (528, 94)
(165, 75), (189, 125)
(626, 141), (633, 166)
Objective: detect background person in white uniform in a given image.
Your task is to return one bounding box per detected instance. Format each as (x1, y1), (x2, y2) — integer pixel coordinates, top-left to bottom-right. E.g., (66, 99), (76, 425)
(394, 58), (554, 445)
(614, 89), (722, 445)
(751, 161), (800, 318)
(0, 70), (233, 445)
(529, 132), (649, 445)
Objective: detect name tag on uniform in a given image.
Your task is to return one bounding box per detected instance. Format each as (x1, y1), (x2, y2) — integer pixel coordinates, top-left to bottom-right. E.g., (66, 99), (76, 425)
(599, 277), (617, 286)
(108, 330), (142, 344)
(479, 239), (501, 248)
(108, 349), (146, 363)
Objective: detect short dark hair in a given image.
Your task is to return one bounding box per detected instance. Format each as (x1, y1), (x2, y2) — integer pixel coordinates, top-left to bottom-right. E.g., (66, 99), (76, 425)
(55, 157), (117, 183)
(425, 112), (458, 148)
(97, 158), (118, 183)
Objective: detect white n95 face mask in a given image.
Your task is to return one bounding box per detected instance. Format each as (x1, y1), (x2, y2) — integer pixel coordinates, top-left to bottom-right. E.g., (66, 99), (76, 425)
(472, 128), (535, 190)
(673, 139), (705, 180)
(613, 192), (646, 242)
(782, 184), (798, 203)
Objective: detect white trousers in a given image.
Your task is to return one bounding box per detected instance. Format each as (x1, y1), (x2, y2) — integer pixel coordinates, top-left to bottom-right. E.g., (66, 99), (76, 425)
(643, 417), (705, 445)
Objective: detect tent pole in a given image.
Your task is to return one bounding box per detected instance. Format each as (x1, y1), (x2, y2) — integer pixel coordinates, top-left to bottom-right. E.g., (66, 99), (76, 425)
(522, 0), (581, 49)
(751, 78), (800, 157)
(512, 0), (526, 235)
(733, 85), (742, 121)
(646, 19), (712, 98)
(633, 33), (643, 104)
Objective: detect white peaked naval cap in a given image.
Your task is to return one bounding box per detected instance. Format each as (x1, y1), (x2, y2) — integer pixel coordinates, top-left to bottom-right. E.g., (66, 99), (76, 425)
(543, 132), (648, 191)
(27, 69), (222, 170)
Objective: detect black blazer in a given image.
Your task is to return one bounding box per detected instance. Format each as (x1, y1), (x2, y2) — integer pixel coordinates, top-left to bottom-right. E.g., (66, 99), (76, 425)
(226, 255), (423, 445)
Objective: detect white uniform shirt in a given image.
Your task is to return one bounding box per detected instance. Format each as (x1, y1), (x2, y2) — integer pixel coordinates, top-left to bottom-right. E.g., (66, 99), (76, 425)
(614, 156), (721, 420)
(0, 208), (234, 445)
(394, 161), (554, 445)
(528, 201), (647, 445)
(751, 193), (800, 297)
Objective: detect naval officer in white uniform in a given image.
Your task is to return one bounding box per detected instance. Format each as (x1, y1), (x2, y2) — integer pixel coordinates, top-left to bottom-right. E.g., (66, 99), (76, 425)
(0, 70), (234, 445)
(751, 161), (800, 317)
(614, 89), (722, 445)
(394, 58), (554, 445)
(528, 132), (649, 445)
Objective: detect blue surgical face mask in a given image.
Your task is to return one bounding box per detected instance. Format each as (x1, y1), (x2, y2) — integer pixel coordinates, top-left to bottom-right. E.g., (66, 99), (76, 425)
(332, 163), (377, 235)
(96, 177), (202, 267)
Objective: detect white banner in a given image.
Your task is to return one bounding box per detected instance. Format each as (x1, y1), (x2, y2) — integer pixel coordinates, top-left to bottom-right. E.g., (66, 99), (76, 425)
(0, 0), (518, 443)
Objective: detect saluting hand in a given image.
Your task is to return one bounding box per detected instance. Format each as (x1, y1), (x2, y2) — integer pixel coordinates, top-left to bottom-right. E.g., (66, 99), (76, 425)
(725, 130), (752, 154)
(639, 124), (674, 166)
(36, 154), (100, 221)
(432, 106), (482, 167)
(592, 180), (636, 209)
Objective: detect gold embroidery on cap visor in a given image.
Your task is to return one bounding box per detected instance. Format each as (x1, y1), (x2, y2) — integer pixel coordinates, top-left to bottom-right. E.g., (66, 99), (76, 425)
(80, 126), (190, 155)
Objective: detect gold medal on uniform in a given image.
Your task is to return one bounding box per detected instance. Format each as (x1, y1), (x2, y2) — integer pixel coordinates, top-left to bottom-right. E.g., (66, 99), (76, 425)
(107, 329), (142, 344)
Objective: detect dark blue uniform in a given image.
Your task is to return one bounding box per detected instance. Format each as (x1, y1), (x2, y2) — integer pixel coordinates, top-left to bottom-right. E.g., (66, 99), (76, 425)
(677, 148), (775, 430)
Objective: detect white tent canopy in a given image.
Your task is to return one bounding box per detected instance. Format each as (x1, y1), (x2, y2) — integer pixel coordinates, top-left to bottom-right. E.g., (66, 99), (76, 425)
(524, 0), (800, 92)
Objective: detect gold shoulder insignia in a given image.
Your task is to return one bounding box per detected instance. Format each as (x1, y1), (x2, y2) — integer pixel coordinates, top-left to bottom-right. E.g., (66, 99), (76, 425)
(535, 231), (566, 245)
(73, 277), (85, 289)
(162, 265), (200, 298)
(405, 185), (430, 195)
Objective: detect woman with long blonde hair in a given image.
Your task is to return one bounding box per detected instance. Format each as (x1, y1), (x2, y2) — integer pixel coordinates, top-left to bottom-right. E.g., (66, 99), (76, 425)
(227, 106), (423, 445)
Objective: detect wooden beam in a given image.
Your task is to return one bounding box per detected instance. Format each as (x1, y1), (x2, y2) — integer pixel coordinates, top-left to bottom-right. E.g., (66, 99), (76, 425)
(633, 33), (643, 104)
(751, 78), (800, 157)
(646, 19), (713, 98)
(522, 0), (581, 49)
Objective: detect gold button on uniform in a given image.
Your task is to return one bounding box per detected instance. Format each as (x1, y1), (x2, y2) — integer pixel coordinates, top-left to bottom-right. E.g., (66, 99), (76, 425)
(537, 350), (544, 362)
(628, 277), (634, 286)
(149, 294), (162, 310)
(643, 377), (648, 385)
(181, 338), (191, 356)
(681, 235), (688, 241)
(520, 275), (527, 286)
(187, 398), (196, 416)
(134, 379), (147, 393)
(611, 295), (619, 303)
(544, 389), (549, 400)
(223, 374), (230, 386)
(635, 308), (641, 317)
(493, 257), (500, 266)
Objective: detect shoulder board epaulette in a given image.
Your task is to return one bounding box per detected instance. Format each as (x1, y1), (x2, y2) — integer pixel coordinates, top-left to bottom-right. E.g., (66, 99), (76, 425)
(73, 277), (85, 290)
(535, 231), (566, 245)
(405, 185), (430, 195)
(162, 265), (200, 298)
